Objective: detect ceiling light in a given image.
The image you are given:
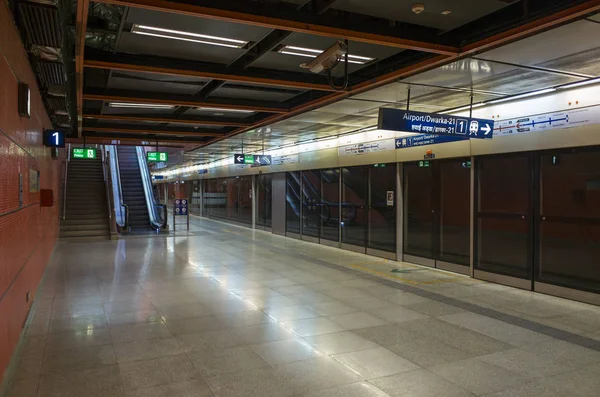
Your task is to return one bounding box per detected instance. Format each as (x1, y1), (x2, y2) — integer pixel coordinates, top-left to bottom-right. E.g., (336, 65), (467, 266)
(131, 24), (249, 49)
(196, 107), (255, 114)
(558, 77), (600, 90)
(109, 102), (174, 109)
(487, 88), (556, 105)
(441, 10), (452, 15)
(441, 102), (486, 114)
(277, 45), (374, 65)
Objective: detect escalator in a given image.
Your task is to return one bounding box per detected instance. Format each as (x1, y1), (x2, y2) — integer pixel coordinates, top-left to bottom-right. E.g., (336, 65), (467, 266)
(109, 145), (166, 233)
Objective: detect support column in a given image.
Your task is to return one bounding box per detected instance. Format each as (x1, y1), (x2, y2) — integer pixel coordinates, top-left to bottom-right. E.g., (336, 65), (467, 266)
(252, 174), (257, 229)
(470, 156), (475, 278)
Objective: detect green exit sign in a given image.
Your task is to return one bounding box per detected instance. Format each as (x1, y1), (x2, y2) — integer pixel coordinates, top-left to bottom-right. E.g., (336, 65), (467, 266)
(72, 148), (97, 159)
(147, 152), (168, 162)
(244, 154), (254, 164)
(418, 160), (430, 168)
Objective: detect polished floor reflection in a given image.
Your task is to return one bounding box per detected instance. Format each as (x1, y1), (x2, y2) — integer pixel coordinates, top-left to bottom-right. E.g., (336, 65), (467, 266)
(6, 217), (600, 397)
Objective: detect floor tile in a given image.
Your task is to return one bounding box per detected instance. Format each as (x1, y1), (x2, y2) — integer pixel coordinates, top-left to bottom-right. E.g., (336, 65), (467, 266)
(429, 358), (531, 395)
(114, 338), (184, 363)
(164, 315), (226, 336)
(109, 322), (172, 344)
(125, 379), (214, 397)
(309, 301), (358, 316)
(231, 322), (296, 344)
(333, 347), (420, 379)
(204, 366), (295, 397)
(303, 331), (379, 355)
(119, 354), (199, 390)
(42, 345), (117, 375)
(521, 339), (600, 368)
(371, 369), (475, 397)
(38, 365), (125, 397)
(300, 381), (391, 397)
(188, 345), (269, 377)
(478, 348), (573, 378)
(177, 329), (244, 351)
(404, 301), (466, 317)
(330, 312), (390, 330)
(107, 310), (164, 326)
(372, 307), (430, 324)
(4, 378), (39, 397)
(250, 338), (322, 365)
(281, 317), (346, 337)
(264, 305), (320, 322)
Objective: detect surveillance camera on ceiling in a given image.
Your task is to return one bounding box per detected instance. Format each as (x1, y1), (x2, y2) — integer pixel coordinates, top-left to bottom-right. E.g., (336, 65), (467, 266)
(300, 41), (348, 74)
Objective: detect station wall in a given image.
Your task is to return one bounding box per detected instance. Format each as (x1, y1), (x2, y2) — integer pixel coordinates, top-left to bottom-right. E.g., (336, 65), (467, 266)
(0, 1), (62, 381)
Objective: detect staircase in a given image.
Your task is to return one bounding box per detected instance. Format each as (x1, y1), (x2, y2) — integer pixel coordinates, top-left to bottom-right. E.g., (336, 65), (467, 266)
(117, 146), (151, 231)
(60, 156), (110, 239)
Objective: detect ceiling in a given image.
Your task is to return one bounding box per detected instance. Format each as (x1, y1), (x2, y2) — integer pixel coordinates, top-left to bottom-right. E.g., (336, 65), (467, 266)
(7, 0), (600, 156)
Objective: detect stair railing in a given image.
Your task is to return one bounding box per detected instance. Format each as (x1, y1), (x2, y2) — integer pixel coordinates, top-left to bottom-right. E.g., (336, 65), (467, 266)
(135, 146), (167, 230)
(62, 143), (71, 220)
(107, 146), (129, 231)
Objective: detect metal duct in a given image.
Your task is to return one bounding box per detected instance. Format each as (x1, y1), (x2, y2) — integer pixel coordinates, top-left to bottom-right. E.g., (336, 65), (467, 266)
(38, 62), (65, 85)
(30, 44), (62, 61)
(18, 3), (62, 47)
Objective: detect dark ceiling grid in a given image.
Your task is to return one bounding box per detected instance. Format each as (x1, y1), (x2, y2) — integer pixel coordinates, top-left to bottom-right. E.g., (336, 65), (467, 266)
(70, 0), (600, 148)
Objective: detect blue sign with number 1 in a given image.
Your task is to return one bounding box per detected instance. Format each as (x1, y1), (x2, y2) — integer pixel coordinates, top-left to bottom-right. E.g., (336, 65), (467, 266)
(378, 108), (494, 139)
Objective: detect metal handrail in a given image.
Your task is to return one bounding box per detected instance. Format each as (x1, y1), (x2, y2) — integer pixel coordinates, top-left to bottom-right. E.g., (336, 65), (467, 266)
(62, 143), (71, 219)
(111, 146), (129, 230)
(101, 146), (118, 237)
(135, 146), (167, 230)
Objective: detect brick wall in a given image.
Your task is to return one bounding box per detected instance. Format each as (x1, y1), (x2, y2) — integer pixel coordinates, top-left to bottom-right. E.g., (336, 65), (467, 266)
(0, 0), (62, 380)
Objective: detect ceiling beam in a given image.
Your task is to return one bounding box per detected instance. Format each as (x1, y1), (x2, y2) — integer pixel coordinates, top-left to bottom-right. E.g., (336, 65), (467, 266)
(83, 114), (251, 127)
(74, 135), (199, 145)
(93, 0), (459, 55)
(83, 54), (337, 92)
(82, 127), (222, 137)
(75, 0), (90, 138)
(83, 93), (289, 113)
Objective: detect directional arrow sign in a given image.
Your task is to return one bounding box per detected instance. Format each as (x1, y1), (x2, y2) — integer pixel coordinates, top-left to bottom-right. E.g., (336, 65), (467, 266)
(379, 108), (494, 139)
(234, 155), (245, 164)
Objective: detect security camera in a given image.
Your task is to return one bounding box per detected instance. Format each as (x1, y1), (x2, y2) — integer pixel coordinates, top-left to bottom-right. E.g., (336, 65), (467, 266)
(412, 3), (425, 14)
(300, 41), (347, 74)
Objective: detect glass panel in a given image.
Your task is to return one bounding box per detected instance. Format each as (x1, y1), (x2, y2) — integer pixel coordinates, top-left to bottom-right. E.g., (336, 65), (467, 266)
(476, 155), (532, 279)
(286, 172), (301, 234)
(404, 163), (434, 258)
(439, 159), (470, 265)
(538, 150), (600, 292)
(204, 179), (225, 218)
(342, 166), (367, 248)
(320, 168), (340, 242)
(477, 217), (530, 278)
(369, 165), (396, 253)
(190, 180), (201, 215)
(478, 156), (530, 214)
(257, 174), (272, 227)
(302, 170), (321, 238)
(238, 176), (252, 224)
(225, 177), (239, 221)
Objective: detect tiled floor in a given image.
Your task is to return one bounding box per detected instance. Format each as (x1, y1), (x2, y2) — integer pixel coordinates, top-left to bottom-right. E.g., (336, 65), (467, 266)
(4, 217), (600, 397)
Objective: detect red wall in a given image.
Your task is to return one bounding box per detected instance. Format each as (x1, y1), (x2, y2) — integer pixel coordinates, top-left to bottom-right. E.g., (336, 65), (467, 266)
(0, 2), (61, 381)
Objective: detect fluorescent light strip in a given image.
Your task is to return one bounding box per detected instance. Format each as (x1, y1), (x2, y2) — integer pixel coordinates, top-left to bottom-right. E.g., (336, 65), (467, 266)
(278, 45), (374, 64)
(441, 102), (486, 114)
(558, 77), (600, 90)
(109, 102), (174, 109)
(487, 88), (556, 104)
(196, 107), (255, 114)
(132, 24), (248, 48)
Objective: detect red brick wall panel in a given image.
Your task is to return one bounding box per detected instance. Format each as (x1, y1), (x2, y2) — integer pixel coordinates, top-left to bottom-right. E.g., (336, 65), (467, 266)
(0, 0), (62, 382)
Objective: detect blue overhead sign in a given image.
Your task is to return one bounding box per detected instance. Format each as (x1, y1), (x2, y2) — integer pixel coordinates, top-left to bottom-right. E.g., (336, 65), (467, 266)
(395, 134), (467, 149)
(379, 108), (494, 139)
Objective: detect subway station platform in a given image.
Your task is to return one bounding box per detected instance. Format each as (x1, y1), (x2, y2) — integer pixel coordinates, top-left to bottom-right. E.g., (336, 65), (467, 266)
(6, 216), (600, 397)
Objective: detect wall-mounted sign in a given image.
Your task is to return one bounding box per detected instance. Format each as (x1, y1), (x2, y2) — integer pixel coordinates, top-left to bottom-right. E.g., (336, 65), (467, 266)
(339, 139), (395, 156)
(72, 148), (96, 159)
(386, 191), (394, 206)
(152, 175), (165, 180)
(147, 152), (168, 162)
(272, 154), (299, 165)
(379, 108), (494, 139)
(494, 106), (600, 137)
(418, 161), (431, 168)
(174, 198), (188, 216)
(395, 134), (466, 149)
(29, 169), (40, 192)
(198, 169), (208, 175)
(233, 154), (272, 166)
(43, 130), (65, 148)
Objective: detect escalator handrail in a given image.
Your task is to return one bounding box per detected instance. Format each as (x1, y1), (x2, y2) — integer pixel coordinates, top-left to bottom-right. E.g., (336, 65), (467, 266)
(135, 146), (167, 230)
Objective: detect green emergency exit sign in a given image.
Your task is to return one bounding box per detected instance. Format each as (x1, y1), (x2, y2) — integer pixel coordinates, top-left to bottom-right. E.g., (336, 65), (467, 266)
(72, 148), (97, 159)
(244, 154), (254, 164)
(147, 152), (168, 162)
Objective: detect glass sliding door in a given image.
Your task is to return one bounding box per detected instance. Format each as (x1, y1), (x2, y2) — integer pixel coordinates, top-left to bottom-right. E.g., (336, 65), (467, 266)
(286, 171), (301, 235)
(368, 165), (396, 257)
(320, 168), (340, 244)
(302, 170), (321, 239)
(341, 166), (367, 250)
(238, 176), (252, 225)
(475, 154), (533, 287)
(538, 149), (600, 294)
(438, 159), (471, 267)
(404, 162), (435, 261)
(257, 174), (272, 228)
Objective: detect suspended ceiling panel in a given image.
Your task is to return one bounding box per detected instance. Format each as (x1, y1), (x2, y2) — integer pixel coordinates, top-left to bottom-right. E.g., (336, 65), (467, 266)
(540, 47), (600, 77)
(314, 99), (382, 115)
(107, 72), (207, 95)
(210, 85), (303, 102)
(477, 20), (600, 76)
(330, 0), (513, 31)
(184, 108), (256, 118)
(469, 69), (580, 95)
(97, 119), (163, 126)
(102, 105), (176, 115)
(166, 123), (226, 130)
